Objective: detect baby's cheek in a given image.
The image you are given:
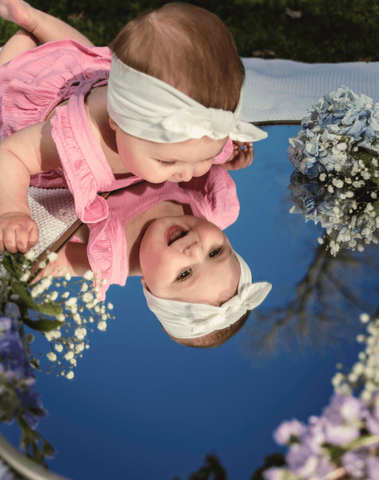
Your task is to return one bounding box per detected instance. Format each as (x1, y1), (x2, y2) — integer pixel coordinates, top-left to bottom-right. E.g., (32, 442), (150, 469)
(194, 162), (212, 177)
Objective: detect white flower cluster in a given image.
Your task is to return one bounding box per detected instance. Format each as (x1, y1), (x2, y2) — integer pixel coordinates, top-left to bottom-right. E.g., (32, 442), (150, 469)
(42, 273), (115, 380)
(332, 313), (379, 401)
(0, 250), (115, 381)
(318, 154), (379, 256)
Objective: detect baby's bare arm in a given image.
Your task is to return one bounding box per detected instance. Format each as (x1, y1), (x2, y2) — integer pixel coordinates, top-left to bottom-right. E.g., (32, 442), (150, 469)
(0, 120), (61, 252)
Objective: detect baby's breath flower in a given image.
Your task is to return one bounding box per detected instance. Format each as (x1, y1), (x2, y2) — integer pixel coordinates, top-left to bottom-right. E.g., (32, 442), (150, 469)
(66, 371), (74, 380)
(24, 251), (36, 260)
(98, 321), (107, 331)
(75, 327), (87, 340)
(47, 252), (58, 262)
(19, 272), (31, 282)
(47, 352), (57, 362)
(83, 270), (94, 281)
(64, 273), (71, 281)
(82, 292), (94, 303)
(65, 297), (77, 307)
(64, 351), (74, 361)
(360, 313), (370, 324)
(80, 283), (89, 292)
(56, 314), (65, 322)
(55, 344), (63, 353)
(107, 303), (114, 310)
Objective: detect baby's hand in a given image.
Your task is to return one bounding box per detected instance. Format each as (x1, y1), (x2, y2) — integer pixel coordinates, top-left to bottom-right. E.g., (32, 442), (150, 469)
(0, 212), (39, 254)
(221, 141), (254, 171)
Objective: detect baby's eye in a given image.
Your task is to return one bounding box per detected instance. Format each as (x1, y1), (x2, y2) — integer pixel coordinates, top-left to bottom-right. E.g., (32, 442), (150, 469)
(209, 248), (223, 258)
(176, 269), (192, 281)
(157, 160), (176, 166)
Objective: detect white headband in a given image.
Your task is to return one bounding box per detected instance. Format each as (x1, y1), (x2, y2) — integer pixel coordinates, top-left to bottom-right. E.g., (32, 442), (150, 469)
(143, 252), (271, 339)
(107, 55), (268, 143)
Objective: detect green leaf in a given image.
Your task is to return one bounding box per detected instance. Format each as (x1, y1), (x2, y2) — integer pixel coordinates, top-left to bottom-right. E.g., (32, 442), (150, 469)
(42, 440), (56, 458)
(1, 255), (17, 276)
(22, 317), (62, 333)
(344, 434), (379, 450)
(36, 301), (62, 316)
(12, 282), (62, 316)
(29, 358), (41, 371)
(278, 470), (302, 480)
(12, 282), (42, 312)
(322, 445), (346, 462)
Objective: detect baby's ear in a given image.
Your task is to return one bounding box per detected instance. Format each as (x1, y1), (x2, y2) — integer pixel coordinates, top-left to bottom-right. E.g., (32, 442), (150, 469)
(141, 277), (147, 289)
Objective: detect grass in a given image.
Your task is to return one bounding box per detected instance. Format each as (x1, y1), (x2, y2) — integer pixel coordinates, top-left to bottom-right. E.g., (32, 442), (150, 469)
(1, 0), (379, 62)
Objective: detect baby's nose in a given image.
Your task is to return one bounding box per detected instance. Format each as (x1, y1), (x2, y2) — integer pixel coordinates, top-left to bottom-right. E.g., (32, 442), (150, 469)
(183, 241), (201, 257)
(175, 167), (194, 182)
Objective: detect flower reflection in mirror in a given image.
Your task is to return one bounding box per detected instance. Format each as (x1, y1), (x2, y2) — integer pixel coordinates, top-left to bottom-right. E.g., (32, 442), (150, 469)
(263, 314), (379, 480)
(288, 86), (379, 256)
(0, 250), (115, 466)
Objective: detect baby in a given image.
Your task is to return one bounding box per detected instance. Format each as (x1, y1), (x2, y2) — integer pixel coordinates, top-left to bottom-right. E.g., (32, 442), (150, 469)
(0, 0), (267, 254)
(38, 167), (272, 348)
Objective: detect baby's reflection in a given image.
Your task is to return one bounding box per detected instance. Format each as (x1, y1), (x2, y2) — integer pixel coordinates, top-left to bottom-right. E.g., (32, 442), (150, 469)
(36, 167), (271, 348)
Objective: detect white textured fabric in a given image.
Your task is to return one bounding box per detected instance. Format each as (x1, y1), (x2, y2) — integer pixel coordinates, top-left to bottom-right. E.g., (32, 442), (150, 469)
(143, 252), (272, 339)
(241, 58), (379, 123)
(26, 187), (78, 258)
(0, 187), (77, 266)
(107, 55), (268, 143)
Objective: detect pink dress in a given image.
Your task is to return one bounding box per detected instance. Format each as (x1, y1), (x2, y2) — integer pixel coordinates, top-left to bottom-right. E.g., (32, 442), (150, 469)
(0, 39), (233, 225)
(88, 165), (240, 300)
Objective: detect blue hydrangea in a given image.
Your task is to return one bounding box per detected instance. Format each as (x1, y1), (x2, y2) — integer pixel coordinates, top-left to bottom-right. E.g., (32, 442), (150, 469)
(288, 86), (379, 177)
(288, 86), (379, 253)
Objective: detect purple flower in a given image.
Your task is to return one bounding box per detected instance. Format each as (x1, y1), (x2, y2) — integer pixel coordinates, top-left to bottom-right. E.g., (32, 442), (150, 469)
(365, 414), (379, 436)
(367, 456), (379, 478)
(341, 450), (366, 478)
(287, 444), (319, 478)
(273, 419), (306, 446)
(0, 314), (47, 430)
(321, 394), (365, 446)
(263, 467), (284, 480)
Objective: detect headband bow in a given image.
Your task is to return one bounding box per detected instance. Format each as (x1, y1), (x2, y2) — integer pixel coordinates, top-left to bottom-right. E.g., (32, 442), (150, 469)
(143, 252), (272, 339)
(107, 55), (268, 144)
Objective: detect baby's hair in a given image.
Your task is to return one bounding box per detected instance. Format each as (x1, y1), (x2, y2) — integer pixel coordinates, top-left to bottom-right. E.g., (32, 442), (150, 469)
(110, 3), (245, 112)
(166, 310), (252, 349)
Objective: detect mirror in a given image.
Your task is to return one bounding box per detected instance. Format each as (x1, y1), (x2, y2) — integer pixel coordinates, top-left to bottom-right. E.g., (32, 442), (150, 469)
(1, 125), (378, 479)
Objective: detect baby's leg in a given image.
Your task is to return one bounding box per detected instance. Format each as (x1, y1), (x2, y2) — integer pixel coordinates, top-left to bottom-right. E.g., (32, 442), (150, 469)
(0, 0), (94, 64)
(0, 28), (37, 65)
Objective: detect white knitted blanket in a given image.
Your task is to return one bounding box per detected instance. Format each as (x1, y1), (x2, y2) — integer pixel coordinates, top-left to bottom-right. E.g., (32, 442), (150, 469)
(0, 187), (78, 262)
(241, 58), (379, 123)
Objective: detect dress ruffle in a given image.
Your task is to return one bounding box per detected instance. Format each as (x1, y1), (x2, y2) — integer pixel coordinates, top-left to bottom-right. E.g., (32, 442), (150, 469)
(0, 39), (112, 139)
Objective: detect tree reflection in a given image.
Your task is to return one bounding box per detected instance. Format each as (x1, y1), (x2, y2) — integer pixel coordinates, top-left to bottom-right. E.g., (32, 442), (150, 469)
(172, 452), (286, 480)
(244, 241), (379, 359)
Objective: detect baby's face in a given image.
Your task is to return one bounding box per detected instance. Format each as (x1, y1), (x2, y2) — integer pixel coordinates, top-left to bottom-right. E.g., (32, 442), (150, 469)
(110, 119), (227, 183)
(139, 215), (240, 305)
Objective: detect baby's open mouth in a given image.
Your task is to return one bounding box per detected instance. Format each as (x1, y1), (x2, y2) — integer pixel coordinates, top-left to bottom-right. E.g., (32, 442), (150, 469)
(167, 226), (188, 246)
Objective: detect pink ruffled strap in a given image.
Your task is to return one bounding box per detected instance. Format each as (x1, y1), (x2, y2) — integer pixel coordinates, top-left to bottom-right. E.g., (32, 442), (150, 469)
(0, 39), (112, 139)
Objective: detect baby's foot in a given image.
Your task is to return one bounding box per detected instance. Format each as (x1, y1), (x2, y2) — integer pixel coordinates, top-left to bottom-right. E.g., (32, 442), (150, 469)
(0, 0), (37, 33)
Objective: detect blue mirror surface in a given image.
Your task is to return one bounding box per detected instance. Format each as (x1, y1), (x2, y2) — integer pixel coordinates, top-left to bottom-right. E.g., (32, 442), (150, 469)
(1, 125), (378, 480)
